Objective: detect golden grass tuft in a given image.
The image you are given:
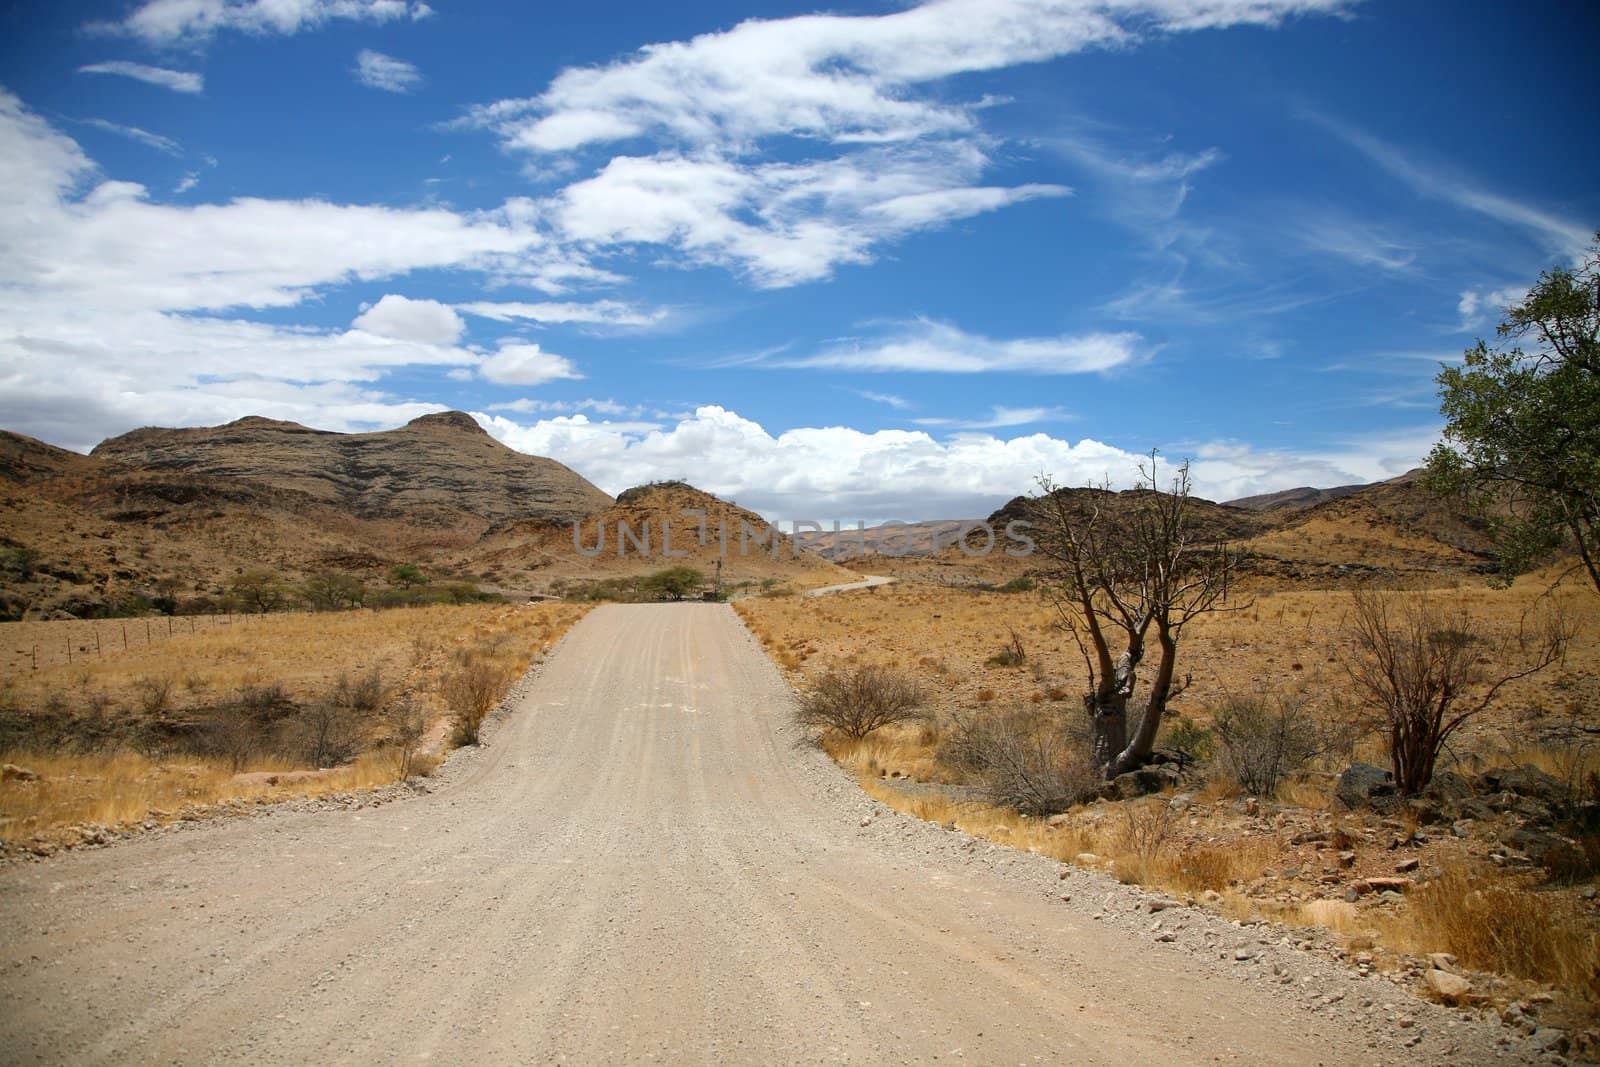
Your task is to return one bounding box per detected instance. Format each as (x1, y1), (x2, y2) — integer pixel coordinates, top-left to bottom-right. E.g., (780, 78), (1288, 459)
(1385, 856), (1600, 999)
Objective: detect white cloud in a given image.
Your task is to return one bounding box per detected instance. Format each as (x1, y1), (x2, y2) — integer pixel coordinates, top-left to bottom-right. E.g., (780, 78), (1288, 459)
(476, 404), (1423, 522)
(467, 0), (1342, 286)
(354, 50), (423, 93)
(78, 61), (203, 94)
(457, 299), (667, 329)
(473, 1), (1347, 155)
(1455, 284), (1526, 332)
(551, 146), (1067, 286)
(0, 91), (592, 449)
(855, 389), (912, 410)
(95, 0), (432, 46)
(352, 294), (465, 344)
(913, 405), (1068, 429)
(489, 397), (638, 416)
(476, 342), (583, 385)
(783, 318), (1142, 374)
(81, 118), (181, 156)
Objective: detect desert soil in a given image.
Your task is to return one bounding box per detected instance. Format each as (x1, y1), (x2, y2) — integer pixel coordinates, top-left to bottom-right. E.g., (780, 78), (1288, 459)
(0, 605), (1528, 1064)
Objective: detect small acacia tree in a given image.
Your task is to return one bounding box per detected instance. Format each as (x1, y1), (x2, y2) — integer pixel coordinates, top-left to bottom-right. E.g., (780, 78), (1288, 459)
(1426, 234), (1600, 592)
(1035, 453), (1238, 777)
(643, 566), (703, 601)
(1342, 588), (1571, 794)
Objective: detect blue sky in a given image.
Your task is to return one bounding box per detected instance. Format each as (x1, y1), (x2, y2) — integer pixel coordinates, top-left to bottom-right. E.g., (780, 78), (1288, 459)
(1, 0), (1595, 520)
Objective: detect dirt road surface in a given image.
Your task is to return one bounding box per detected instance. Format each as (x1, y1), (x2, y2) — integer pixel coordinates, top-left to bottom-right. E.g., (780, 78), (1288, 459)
(1, 605), (1519, 1064)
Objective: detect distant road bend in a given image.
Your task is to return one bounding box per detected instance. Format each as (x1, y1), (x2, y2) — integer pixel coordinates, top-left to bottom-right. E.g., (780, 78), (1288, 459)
(1, 605), (1497, 1064)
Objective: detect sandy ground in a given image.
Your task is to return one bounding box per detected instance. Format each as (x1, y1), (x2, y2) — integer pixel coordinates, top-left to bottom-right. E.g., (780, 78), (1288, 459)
(0, 605), (1526, 1065)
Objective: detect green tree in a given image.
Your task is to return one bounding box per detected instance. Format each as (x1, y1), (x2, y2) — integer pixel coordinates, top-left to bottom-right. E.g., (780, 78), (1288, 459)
(1427, 234), (1600, 592)
(388, 563), (427, 589)
(642, 566), (703, 601)
(302, 571), (367, 611)
(229, 568), (290, 613)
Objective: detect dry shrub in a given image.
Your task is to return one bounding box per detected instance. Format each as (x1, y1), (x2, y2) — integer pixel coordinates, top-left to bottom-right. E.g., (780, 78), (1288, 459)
(383, 697), (430, 779)
(1402, 859), (1599, 999)
(797, 665), (925, 741)
(442, 654), (511, 747)
(1213, 691), (1325, 796)
(940, 705), (1095, 815)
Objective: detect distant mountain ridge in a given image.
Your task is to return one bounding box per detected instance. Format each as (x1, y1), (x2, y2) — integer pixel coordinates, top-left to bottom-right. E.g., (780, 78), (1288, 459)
(1223, 483), (1367, 512)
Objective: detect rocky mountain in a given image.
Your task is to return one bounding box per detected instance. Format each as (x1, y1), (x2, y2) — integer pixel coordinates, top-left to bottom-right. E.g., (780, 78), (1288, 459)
(91, 412), (608, 525)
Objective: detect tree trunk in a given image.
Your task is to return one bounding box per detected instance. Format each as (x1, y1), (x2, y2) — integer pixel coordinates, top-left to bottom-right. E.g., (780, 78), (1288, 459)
(1108, 625), (1177, 776)
(1088, 697), (1127, 772)
(1089, 646), (1139, 774)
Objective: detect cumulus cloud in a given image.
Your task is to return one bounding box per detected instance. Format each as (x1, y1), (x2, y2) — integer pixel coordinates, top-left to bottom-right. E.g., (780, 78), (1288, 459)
(475, 404), (1423, 522)
(352, 294), (464, 344)
(0, 90), (582, 448)
(354, 50), (423, 93)
(78, 61), (203, 93)
(476, 342), (583, 386)
(95, 0), (433, 46)
(783, 318), (1142, 374)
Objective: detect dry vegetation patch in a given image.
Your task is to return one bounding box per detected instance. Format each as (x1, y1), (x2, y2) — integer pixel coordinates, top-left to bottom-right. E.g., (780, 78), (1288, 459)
(740, 572), (1600, 1029)
(1, 601), (589, 853)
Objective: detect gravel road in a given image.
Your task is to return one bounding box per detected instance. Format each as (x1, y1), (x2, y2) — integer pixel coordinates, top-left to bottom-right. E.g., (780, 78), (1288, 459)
(0, 605), (1528, 1064)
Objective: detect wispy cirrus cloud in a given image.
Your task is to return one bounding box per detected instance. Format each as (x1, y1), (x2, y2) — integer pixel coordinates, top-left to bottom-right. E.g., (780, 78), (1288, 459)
(92, 0), (433, 47)
(80, 117), (182, 156)
(457, 299), (668, 329)
(1306, 110), (1592, 261)
(913, 405), (1070, 430)
(354, 50), (423, 94)
(782, 318), (1143, 375)
(78, 61), (203, 93)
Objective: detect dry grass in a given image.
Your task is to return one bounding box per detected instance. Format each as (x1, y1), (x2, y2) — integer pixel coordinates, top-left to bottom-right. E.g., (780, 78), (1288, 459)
(1383, 854), (1600, 1001)
(0, 601), (589, 848)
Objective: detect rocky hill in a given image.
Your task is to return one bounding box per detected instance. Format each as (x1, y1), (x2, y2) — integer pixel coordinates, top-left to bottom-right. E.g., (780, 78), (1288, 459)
(0, 413), (615, 619)
(1224, 483), (1366, 512)
(469, 481), (856, 595)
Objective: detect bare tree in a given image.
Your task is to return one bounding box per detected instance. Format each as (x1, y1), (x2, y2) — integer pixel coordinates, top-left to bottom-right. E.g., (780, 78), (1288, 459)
(1035, 453), (1238, 777)
(1343, 588), (1572, 794)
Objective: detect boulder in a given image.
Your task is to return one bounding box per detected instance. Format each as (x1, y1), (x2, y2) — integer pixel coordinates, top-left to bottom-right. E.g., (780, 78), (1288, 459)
(1102, 765), (1179, 801)
(1477, 765), (1567, 806)
(1335, 763), (1397, 811)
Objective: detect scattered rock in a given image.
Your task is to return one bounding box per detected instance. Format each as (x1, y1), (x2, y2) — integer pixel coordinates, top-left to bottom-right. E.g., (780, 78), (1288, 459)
(1, 763), (39, 782)
(1074, 852), (1101, 866)
(1527, 1028), (1569, 1055)
(1424, 968), (1472, 1004)
(1395, 857), (1420, 873)
(1477, 765), (1567, 807)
